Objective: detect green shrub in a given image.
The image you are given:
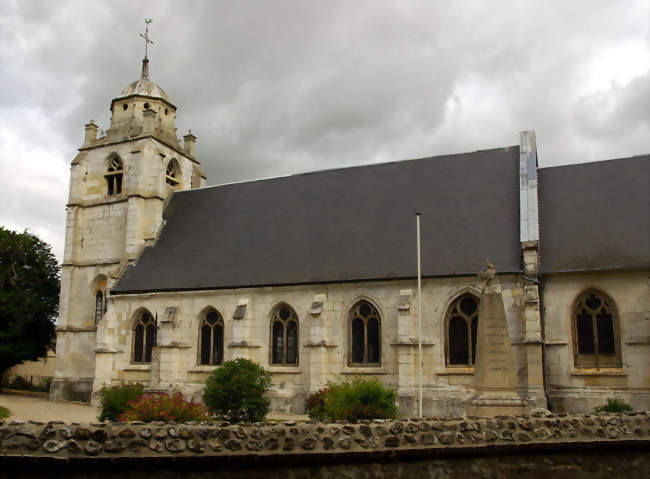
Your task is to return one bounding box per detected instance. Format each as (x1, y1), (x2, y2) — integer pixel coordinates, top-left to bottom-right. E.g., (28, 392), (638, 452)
(305, 387), (330, 421)
(8, 374), (31, 390)
(118, 392), (209, 423)
(5, 374), (52, 392)
(0, 405), (10, 419)
(324, 377), (398, 422)
(34, 377), (52, 393)
(594, 397), (633, 413)
(97, 384), (144, 421)
(203, 358), (272, 423)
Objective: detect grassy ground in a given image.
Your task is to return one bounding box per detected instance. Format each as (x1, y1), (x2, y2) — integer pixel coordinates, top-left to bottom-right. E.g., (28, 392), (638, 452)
(0, 405), (11, 419)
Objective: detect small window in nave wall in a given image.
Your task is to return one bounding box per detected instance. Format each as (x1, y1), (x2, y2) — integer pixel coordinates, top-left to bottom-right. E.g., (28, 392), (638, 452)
(348, 300), (381, 366)
(199, 310), (224, 366)
(445, 293), (479, 367)
(572, 290), (621, 368)
(270, 304), (299, 366)
(132, 311), (156, 363)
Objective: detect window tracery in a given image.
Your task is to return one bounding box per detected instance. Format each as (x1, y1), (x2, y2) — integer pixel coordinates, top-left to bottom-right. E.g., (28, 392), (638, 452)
(106, 155), (123, 195)
(349, 300), (381, 366)
(133, 311), (156, 363)
(165, 159), (180, 186)
(572, 290), (621, 367)
(271, 305), (298, 366)
(445, 293), (479, 367)
(199, 310), (224, 365)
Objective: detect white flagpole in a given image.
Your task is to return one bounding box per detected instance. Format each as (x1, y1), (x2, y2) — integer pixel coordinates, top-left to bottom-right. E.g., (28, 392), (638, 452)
(416, 213), (423, 418)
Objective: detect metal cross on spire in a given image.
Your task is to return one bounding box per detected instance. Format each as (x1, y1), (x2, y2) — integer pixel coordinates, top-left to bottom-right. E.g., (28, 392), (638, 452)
(140, 18), (154, 59)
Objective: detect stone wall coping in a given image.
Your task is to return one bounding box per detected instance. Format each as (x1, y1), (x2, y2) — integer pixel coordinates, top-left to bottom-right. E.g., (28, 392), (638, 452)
(0, 412), (647, 465)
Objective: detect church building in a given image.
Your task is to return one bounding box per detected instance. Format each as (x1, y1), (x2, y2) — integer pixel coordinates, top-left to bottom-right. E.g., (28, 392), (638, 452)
(51, 55), (649, 416)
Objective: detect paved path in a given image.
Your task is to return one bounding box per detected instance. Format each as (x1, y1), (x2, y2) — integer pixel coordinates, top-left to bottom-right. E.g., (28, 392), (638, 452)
(0, 390), (96, 422)
(0, 390), (307, 422)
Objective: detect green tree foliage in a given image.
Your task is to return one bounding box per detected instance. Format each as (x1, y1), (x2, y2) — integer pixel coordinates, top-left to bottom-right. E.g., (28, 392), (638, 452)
(203, 358), (272, 423)
(0, 228), (59, 387)
(305, 377), (399, 422)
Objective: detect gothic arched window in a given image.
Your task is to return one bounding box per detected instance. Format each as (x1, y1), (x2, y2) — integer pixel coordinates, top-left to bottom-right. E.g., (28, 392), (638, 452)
(349, 301), (381, 366)
(106, 155), (123, 195)
(271, 305), (298, 366)
(92, 276), (107, 325)
(133, 311), (156, 363)
(572, 290), (621, 368)
(445, 293), (479, 366)
(199, 310), (224, 365)
(94, 291), (104, 324)
(165, 159), (180, 186)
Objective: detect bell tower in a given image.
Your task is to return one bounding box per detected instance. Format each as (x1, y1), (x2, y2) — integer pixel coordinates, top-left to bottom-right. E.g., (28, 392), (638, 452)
(51, 28), (206, 401)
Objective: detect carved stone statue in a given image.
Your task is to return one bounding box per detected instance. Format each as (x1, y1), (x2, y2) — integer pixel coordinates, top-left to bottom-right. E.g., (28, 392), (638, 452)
(477, 259), (497, 292)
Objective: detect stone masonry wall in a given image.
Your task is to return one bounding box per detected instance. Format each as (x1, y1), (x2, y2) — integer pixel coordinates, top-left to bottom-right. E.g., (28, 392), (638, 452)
(95, 275), (540, 416)
(1, 412), (647, 463)
(543, 270), (650, 412)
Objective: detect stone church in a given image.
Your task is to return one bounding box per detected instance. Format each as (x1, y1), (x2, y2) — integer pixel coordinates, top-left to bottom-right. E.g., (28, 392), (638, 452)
(51, 56), (649, 416)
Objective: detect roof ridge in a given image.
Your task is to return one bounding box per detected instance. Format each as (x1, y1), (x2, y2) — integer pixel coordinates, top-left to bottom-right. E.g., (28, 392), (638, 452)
(539, 153), (649, 171)
(188, 144), (520, 193)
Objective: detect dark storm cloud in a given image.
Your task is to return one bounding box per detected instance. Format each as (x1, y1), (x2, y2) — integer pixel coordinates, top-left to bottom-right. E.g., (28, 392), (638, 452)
(0, 0), (648, 260)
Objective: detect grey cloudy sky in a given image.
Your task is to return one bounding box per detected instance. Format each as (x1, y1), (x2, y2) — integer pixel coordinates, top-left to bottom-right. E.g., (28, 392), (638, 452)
(0, 0), (648, 261)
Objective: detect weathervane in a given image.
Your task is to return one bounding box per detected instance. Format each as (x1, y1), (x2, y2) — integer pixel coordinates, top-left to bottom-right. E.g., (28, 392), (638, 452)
(140, 18), (154, 59)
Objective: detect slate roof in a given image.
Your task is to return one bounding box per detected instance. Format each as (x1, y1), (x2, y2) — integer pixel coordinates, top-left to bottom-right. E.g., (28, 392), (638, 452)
(538, 155), (649, 274)
(112, 146), (522, 294)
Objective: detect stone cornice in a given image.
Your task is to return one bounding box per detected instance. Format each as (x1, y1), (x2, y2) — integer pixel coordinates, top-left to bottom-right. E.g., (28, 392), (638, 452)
(56, 326), (97, 333)
(67, 193), (166, 208)
(62, 260), (123, 268)
(78, 135), (198, 165)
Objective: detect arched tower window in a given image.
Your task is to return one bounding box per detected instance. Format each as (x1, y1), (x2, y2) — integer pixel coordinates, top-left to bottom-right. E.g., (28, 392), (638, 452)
(165, 159), (180, 186)
(106, 155), (123, 195)
(572, 290), (621, 368)
(445, 293), (479, 366)
(94, 291), (105, 324)
(270, 304), (298, 366)
(349, 300), (381, 366)
(92, 276), (107, 325)
(199, 310), (224, 365)
(133, 310), (156, 363)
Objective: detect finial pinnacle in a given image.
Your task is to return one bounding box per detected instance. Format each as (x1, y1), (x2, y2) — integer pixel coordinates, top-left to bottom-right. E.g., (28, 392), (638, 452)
(139, 18), (154, 60)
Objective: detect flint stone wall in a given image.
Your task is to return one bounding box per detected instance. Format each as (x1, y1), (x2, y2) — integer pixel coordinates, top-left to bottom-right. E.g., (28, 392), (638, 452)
(1, 412), (648, 464)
